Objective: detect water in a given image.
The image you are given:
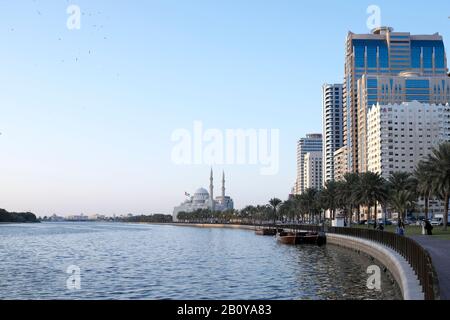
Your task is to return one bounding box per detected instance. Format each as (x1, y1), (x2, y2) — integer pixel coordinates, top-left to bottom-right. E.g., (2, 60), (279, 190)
(0, 223), (401, 300)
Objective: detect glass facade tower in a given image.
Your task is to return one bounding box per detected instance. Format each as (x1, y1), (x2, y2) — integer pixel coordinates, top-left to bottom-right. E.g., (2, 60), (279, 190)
(343, 27), (448, 173)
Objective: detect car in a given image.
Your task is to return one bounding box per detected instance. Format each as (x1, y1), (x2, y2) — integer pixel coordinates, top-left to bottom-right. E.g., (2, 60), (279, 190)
(388, 219), (397, 225)
(403, 219), (413, 226)
(431, 215), (450, 227)
(380, 219), (393, 226)
(358, 220), (367, 225)
(431, 218), (443, 226)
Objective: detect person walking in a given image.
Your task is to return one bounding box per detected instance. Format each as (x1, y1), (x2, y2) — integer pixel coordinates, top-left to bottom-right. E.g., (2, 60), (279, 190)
(424, 220), (434, 236)
(396, 220), (405, 236)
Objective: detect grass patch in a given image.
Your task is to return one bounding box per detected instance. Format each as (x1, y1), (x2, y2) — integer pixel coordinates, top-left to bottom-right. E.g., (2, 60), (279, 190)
(351, 224), (450, 240)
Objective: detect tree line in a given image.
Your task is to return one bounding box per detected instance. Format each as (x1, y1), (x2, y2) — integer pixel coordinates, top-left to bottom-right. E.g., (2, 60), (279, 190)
(0, 209), (39, 223)
(176, 209), (240, 224)
(177, 142), (450, 231)
(119, 214), (173, 223)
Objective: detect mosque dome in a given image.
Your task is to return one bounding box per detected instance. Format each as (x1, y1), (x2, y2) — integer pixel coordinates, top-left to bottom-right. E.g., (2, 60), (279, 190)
(193, 188), (210, 203)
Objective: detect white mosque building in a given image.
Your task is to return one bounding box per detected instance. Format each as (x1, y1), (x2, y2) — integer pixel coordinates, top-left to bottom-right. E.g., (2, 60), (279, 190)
(173, 170), (234, 222)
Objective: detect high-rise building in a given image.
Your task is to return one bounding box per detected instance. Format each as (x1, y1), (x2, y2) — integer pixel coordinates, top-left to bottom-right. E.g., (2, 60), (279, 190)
(366, 101), (450, 219)
(333, 146), (348, 182)
(358, 72), (450, 172)
(366, 101), (450, 179)
(303, 152), (323, 190)
(295, 134), (322, 194)
(343, 27), (447, 173)
(322, 83), (344, 185)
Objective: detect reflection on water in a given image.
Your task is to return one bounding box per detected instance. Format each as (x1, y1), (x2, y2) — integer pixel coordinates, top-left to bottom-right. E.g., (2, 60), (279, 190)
(0, 223), (401, 300)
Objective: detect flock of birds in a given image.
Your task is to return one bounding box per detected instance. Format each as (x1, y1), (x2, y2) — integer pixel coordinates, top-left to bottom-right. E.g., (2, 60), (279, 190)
(9, 1), (110, 65)
(2, 2), (120, 136)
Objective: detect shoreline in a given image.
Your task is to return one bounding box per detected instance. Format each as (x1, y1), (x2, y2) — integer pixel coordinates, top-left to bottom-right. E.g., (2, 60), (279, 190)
(161, 223), (258, 231)
(0, 222), (40, 225)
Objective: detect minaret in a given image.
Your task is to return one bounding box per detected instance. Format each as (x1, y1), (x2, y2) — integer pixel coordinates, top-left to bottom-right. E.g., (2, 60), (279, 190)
(209, 168), (215, 210)
(222, 171), (226, 198)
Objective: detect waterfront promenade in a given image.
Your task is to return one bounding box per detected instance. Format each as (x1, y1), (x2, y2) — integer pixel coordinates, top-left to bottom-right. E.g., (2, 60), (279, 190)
(411, 236), (450, 300)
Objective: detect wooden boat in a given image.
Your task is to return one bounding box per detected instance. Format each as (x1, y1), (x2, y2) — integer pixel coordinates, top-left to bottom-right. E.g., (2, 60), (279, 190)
(277, 231), (326, 246)
(255, 228), (277, 236)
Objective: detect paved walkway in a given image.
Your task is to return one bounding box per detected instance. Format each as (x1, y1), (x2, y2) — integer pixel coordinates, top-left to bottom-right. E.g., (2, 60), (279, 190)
(411, 236), (450, 300)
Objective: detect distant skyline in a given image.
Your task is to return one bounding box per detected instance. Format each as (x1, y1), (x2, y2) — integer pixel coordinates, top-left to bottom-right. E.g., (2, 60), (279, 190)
(1, 1), (449, 216)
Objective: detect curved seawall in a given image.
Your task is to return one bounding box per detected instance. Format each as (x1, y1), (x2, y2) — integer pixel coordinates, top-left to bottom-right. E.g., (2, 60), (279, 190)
(327, 234), (424, 300)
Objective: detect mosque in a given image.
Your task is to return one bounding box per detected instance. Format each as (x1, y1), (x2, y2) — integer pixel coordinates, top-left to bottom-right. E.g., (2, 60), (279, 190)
(173, 169), (234, 222)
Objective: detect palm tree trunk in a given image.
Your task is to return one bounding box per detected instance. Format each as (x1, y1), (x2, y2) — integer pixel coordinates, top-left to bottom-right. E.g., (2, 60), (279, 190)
(357, 206), (361, 224)
(444, 193), (449, 232)
(367, 205), (371, 228)
(349, 205), (353, 226)
(424, 196), (429, 221)
(374, 202), (378, 229)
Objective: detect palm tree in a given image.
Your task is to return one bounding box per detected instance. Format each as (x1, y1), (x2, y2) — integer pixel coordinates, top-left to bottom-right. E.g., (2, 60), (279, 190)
(294, 194), (309, 223)
(388, 172), (415, 193)
(426, 142), (450, 231)
(341, 173), (361, 224)
(321, 181), (338, 220)
(177, 211), (187, 222)
(387, 171), (417, 222)
(291, 195), (304, 223)
(279, 200), (296, 223)
(255, 205), (271, 223)
(414, 162), (434, 221)
(336, 174), (359, 225)
(389, 190), (416, 224)
(269, 198), (282, 226)
(302, 189), (319, 224)
(355, 172), (387, 228)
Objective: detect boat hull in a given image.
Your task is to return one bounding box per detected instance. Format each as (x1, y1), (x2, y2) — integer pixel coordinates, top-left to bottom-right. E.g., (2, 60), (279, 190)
(255, 229), (277, 236)
(277, 232), (326, 246)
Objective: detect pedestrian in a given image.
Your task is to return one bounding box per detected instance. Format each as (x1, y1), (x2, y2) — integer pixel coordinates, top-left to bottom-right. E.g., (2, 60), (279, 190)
(396, 220), (405, 236)
(424, 220), (434, 236)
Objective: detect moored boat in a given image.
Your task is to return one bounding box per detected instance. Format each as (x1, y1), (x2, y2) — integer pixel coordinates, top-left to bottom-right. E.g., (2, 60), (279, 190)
(277, 231), (326, 246)
(255, 228), (277, 236)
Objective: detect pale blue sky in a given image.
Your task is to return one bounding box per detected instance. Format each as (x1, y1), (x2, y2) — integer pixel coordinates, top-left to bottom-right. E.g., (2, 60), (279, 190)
(1, 0), (449, 216)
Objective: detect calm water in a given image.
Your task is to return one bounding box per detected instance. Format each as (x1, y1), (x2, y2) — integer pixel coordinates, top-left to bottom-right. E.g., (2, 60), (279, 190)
(0, 223), (401, 300)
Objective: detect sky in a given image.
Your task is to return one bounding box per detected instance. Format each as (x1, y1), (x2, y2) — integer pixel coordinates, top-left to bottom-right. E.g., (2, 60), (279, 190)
(0, 0), (449, 216)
